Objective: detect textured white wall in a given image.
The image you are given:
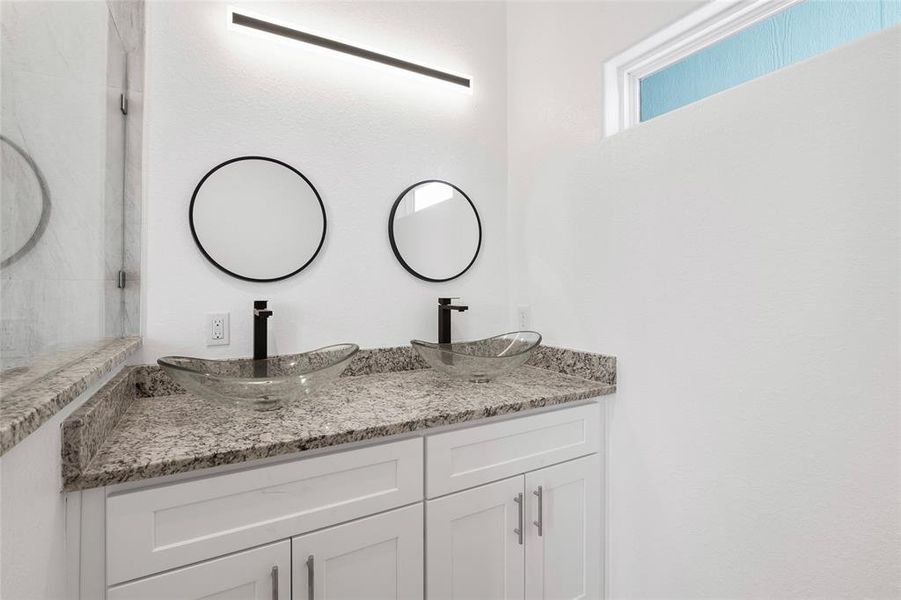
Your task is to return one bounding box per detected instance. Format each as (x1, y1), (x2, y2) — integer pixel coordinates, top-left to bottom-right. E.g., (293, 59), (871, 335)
(141, 1), (508, 362)
(0, 372), (117, 600)
(9, 4), (894, 598)
(507, 4), (900, 596)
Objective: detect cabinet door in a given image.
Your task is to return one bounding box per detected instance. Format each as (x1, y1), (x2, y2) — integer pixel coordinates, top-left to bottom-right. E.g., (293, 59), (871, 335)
(107, 539), (289, 600)
(107, 438), (423, 584)
(427, 476), (525, 600)
(292, 504), (423, 600)
(525, 454), (602, 600)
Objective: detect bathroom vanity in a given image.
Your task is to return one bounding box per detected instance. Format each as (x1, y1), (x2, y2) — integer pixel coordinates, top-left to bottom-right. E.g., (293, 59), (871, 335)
(62, 347), (615, 600)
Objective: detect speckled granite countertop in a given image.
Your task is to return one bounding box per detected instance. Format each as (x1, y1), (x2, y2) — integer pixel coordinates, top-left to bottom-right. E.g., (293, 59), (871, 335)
(62, 345), (616, 490)
(0, 337), (141, 456)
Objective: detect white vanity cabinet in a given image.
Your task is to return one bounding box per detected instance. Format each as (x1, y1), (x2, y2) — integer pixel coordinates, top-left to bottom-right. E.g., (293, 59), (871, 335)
(525, 455), (602, 600)
(107, 540), (290, 600)
(424, 403), (602, 600)
(291, 504), (423, 600)
(104, 439), (423, 585)
(427, 476), (526, 599)
(76, 402), (603, 599)
(425, 455), (601, 600)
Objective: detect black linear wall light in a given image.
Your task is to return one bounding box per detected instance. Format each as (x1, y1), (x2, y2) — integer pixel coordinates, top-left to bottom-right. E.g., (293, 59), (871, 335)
(231, 11), (472, 89)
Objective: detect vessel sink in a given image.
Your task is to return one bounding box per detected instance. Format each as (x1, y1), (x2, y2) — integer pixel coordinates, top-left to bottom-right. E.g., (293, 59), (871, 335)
(411, 331), (542, 382)
(158, 344), (359, 410)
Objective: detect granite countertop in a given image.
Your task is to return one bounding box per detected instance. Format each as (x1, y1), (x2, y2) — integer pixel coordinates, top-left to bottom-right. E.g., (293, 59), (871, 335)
(0, 337), (141, 456)
(62, 345), (616, 491)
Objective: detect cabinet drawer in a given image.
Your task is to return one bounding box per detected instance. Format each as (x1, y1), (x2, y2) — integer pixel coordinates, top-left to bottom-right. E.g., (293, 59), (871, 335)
(107, 438), (423, 585)
(426, 403), (600, 498)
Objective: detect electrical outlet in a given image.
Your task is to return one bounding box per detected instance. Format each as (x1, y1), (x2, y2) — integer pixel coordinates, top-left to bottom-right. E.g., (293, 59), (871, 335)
(517, 305), (531, 329)
(206, 313), (229, 346)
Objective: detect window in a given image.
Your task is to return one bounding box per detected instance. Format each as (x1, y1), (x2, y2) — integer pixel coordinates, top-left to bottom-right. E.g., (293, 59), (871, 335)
(604, 0), (901, 134)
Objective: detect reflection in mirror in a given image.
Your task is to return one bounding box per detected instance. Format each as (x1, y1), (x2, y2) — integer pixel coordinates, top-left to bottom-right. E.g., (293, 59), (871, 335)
(1, 135), (51, 268)
(389, 180), (481, 282)
(190, 156), (326, 282)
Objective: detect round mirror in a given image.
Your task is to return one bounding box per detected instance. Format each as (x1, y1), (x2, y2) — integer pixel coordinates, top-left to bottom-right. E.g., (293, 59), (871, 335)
(1, 135), (51, 268)
(388, 180), (481, 282)
(190, 156), (326, 282)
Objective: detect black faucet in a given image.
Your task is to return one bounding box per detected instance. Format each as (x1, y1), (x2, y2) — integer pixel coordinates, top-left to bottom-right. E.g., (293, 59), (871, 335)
(438, 297), (468, 344)
(253, 301), (273, 376)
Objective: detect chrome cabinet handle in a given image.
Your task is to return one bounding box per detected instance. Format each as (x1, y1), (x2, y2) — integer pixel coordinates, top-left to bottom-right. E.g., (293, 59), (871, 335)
(513, 492), (524, 545)
(271, 566), (279, 600)
(533, 485), (544, 536)
(306, 555), (315, 600)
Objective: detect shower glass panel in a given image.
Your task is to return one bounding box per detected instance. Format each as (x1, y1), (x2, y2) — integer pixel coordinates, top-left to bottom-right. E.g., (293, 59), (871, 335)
(0, 1), (142, 389)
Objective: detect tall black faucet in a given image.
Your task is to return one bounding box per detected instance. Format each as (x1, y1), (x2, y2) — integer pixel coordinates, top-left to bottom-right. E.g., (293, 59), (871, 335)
(438, 297), (468, 344)
(253, 300), (273, 368)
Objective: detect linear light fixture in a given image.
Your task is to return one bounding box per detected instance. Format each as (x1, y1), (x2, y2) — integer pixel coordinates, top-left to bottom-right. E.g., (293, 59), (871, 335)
(231, 11), (471, 89)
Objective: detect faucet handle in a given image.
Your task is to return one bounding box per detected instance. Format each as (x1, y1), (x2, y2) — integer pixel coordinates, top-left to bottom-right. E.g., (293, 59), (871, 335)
(254, 300), (268, 309)
(438, 297), (461, 305)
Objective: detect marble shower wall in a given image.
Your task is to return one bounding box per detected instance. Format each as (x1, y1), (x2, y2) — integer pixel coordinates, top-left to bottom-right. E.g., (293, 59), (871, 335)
(0, 1), (143, 375)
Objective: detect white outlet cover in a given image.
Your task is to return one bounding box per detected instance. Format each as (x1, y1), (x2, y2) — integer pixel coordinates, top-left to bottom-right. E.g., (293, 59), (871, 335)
(517, 305), (532, 329)
(207, 312), (230, 346)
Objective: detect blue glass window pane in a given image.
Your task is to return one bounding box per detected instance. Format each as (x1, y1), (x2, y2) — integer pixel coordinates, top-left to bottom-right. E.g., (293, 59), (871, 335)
(640, 0), (901, 122)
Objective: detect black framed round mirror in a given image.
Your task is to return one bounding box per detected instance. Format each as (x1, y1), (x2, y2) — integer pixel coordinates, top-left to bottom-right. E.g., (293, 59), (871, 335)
(189, 156), (326, 282)
(388, 180), (481, 283)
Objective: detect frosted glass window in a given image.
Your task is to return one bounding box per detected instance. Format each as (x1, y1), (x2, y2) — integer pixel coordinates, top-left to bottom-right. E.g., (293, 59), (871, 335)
(640, 0), (901, 122)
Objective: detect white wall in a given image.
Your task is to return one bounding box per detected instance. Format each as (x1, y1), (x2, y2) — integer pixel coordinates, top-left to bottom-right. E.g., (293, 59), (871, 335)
(21, 2), (890, 597)
(141, 1), (508, 362)
(507, 3), (900, 596)
(0, 371), (120, 600)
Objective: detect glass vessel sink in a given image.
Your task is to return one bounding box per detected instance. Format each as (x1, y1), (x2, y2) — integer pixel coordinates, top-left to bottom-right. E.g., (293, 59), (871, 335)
(158, 344), (359, 410)
(411, 331), (542, 382)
